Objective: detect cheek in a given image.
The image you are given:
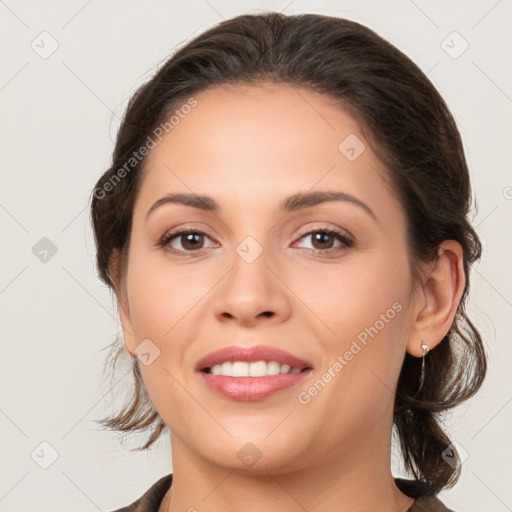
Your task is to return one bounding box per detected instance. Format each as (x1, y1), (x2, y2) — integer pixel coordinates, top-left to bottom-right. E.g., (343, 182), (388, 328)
(295, 249), (411, 346)
(123, 252), (208, 431)
(125, 252), (210, 341)
(294, 249), (412, 408)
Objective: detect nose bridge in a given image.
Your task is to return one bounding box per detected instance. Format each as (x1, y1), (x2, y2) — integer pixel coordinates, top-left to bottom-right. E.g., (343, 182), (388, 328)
(229, 232), (273, 297)
(213, 230), (290, 323)
(235, 234), (266, 266)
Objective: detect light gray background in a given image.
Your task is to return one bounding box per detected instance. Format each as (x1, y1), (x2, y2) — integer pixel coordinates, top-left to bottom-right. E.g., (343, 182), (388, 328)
(1, 1), (511, 510)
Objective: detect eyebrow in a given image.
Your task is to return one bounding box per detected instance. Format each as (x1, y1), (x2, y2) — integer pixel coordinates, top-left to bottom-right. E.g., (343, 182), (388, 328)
(145, 190), (377, 221)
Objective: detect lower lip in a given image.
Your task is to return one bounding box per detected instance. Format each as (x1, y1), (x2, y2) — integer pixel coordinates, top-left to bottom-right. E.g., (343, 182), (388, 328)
(199, 371), (311, 401)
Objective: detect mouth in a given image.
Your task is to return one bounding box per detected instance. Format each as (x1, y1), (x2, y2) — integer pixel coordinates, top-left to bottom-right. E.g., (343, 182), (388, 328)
(202, 360), (307, 376)
(196, 345), (313, 401)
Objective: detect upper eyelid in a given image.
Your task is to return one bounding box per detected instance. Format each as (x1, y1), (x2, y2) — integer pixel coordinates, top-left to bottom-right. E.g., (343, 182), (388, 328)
(293, 229), (354, 250)
(296, 225), (353, 240)
(161, 226), (350, 240)
(161, 226), (353, 251)
(162, 221), (353, 238)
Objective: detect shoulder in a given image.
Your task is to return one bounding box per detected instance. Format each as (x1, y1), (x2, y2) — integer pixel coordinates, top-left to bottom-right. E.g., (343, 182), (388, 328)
(394, 477), (456, 512)
(108, 473), (173, 512)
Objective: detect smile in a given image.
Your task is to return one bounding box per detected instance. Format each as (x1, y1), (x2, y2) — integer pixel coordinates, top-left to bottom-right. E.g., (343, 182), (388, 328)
(196, 345), (313, 401)
(204, 360), (303, 377)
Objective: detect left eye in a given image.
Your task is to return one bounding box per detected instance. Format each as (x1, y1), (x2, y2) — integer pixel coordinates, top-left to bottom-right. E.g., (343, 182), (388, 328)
(295, 229), (353, 252)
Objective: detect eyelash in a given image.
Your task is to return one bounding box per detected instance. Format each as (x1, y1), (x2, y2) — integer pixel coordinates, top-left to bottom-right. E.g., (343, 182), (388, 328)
(157, 227), (354, 256)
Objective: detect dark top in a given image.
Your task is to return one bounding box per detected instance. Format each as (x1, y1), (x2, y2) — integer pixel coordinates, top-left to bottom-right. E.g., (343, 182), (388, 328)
(110, 473), (455, 511)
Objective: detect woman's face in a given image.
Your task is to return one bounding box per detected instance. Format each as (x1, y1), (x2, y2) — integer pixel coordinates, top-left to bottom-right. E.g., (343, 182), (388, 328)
(118, 83), (422, 473)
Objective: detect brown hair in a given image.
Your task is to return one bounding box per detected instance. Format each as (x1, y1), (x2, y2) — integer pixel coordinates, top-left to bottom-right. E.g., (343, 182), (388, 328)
(90, 12), (487, 494)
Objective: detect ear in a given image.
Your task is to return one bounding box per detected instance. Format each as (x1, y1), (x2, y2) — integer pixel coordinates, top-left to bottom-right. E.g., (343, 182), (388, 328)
(406, 240), (466, 357)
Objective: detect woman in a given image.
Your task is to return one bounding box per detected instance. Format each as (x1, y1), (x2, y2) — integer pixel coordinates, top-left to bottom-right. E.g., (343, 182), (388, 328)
(91, 12), (487, 512)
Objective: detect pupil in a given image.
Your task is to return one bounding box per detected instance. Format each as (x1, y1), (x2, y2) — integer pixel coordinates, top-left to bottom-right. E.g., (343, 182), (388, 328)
(183, 233), (202, 250)
(314, 232), (333, 249)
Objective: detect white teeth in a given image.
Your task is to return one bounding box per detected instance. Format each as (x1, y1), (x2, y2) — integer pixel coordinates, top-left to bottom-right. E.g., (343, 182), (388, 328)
(232, 361), (249, 377)
(220, 361), (231, 376)
(249, 361), (267, 377)
(208, 360), (302, 377)
(267, 361), (280, 375)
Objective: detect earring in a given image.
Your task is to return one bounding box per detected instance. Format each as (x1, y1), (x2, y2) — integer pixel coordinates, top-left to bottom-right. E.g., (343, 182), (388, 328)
(415, 341), (430, 395)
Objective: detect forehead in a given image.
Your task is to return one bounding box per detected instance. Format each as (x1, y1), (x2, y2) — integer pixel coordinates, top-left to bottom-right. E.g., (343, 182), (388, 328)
(135, 83), (402, 226)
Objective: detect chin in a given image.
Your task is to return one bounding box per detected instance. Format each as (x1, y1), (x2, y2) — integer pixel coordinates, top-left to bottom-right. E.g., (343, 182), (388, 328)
(192, 432), (312, 475)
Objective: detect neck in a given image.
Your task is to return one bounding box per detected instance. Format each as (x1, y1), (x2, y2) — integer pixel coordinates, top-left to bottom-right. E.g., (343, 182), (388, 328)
(159, 431), (415, 512)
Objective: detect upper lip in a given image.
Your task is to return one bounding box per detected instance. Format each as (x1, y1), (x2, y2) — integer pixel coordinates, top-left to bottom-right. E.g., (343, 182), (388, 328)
(196, 345), (313, 372)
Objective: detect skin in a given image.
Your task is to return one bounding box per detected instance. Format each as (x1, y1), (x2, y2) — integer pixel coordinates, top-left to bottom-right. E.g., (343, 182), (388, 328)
(115, 83), (465, 512)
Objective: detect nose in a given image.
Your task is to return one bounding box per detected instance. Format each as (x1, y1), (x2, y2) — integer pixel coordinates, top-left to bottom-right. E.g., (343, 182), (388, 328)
(213, 241), (292, 327)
